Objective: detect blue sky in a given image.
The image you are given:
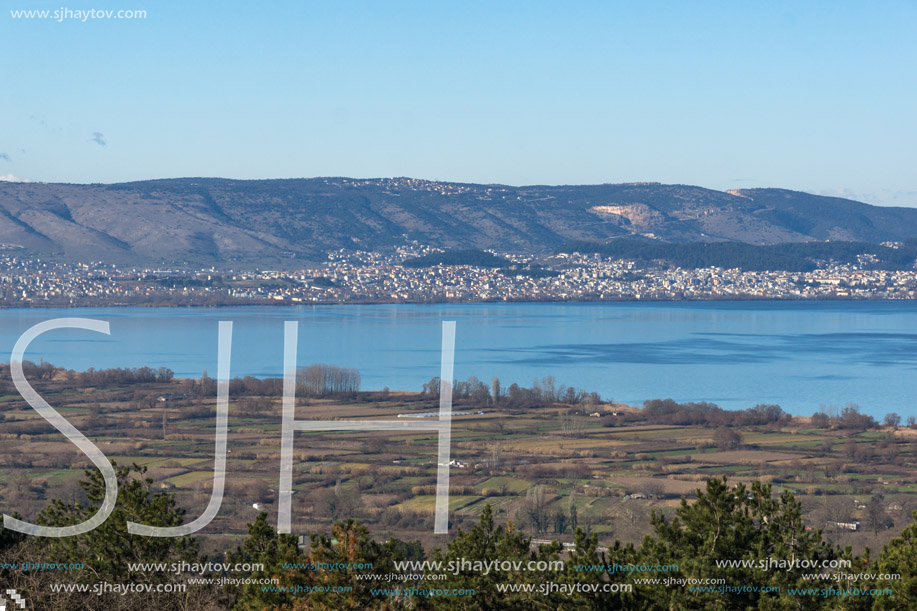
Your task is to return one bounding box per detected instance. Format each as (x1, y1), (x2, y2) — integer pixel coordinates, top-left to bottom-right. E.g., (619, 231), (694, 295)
(1, 0), (915, 206)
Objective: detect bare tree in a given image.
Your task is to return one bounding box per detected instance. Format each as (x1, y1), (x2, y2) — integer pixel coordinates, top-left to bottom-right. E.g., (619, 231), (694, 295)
(817, 496), (852, 532)
(490, 442), (502, 475)
(864, 495), (893, 535)
(523, 485), (551, 534)
(312, 480), (361, 521)
(824, 461), (843, 481)
(643, 481), (665, 499)
(843, 439), (859, 459)
(568, 489), (578, 532)
(615, 503), (645, 542)
(811, 411), (830, 428)
(423, 376), (441, 398)
(491, 377), (501, 405)
(884, 413), (901, 430)
(713, 427), (742, 450)
(296, 363), (361, 396)
(560, 412), (586, 438)
(540, 376), (559, 402)
(365, 436), (387, 454)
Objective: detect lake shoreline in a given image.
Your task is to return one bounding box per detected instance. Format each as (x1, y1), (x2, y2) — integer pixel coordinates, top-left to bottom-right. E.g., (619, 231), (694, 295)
(2, 301), (914, 418)
(1, 294), (912, 310)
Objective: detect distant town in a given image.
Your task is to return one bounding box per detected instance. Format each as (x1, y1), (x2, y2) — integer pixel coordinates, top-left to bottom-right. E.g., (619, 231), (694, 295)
(2, 241), (917, 307)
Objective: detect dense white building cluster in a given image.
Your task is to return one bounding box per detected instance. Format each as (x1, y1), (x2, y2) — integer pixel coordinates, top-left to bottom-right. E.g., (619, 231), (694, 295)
(2, 245), (916, 307)
(304, 248), (917, 302)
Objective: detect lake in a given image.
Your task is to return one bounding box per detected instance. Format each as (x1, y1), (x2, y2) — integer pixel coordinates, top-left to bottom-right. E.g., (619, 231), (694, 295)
(1, 301), (915, 418)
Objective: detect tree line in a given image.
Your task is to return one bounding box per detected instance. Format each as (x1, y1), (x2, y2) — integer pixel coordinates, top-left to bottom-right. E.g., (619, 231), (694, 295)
(811, 404), (880, 430)
(422, 374), (602, 408)
(2, 361), (362, 399)
(295, 363), (361, 395)
(9, 361), (175, 386)
(5, 468), (917, 609)
(606, 398), (790, 428)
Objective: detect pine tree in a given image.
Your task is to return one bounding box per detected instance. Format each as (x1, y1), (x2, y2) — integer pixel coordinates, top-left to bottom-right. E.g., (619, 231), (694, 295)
(871, 511), (917, 610)
(37, 463), (199, 583)
(432, 504), (565, 610)
(227, 511), (303, 610)
(637, 477), (836, 610)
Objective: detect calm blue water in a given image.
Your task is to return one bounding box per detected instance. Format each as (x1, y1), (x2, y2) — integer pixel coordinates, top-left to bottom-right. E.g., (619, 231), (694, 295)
(1, 302), (915, 418)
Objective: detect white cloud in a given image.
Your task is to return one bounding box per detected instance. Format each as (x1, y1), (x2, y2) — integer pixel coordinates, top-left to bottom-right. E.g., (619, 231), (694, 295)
(0, 174), (29, 182)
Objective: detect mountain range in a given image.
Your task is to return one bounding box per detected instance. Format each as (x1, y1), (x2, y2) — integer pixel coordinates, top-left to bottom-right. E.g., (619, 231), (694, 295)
(1, 177), (915, 268)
